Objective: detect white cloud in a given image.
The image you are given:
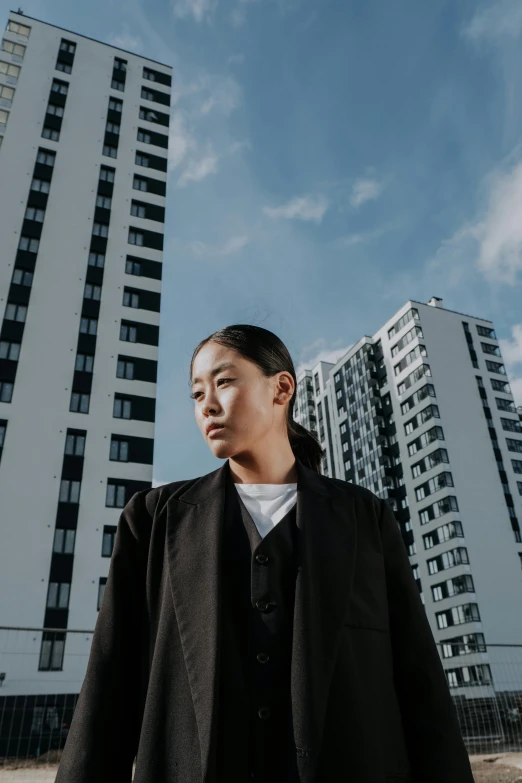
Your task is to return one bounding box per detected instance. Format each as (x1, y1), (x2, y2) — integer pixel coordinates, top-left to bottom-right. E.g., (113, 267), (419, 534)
(198, 76), (241, 115)
(350, 177), (385, 208)
(106, 24), (143, 53)
(168, 111), (197, 171)
(230, 0), (260, 27)
(294, 338), (355, 378)
(186, 235), (250, 257)
(176, 147), (220, 187)
(263, 194), (329, 223)
(463, 0), (522, 41)
(172, 0), (217, 22)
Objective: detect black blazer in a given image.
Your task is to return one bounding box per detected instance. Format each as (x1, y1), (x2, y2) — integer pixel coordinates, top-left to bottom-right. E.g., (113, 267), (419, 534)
(55, 457), (474, 783)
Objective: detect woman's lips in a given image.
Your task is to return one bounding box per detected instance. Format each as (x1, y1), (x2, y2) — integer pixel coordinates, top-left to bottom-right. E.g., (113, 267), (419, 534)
(208, 426), (225, 438)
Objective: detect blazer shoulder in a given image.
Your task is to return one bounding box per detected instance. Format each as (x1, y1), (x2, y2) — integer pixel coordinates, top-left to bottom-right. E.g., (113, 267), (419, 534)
(326, 475), (382, 516)
(134, 476), (201, 519)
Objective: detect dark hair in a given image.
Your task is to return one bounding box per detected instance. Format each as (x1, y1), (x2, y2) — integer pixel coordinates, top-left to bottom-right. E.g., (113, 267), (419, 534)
(189, 324), (323, 473)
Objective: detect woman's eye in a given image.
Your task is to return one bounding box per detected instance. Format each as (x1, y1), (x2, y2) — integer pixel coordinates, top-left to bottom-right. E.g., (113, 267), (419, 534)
(191, 378), (232, 400)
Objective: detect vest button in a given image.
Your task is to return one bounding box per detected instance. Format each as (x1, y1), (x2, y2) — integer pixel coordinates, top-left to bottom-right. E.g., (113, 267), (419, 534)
(256, 600), (268, 611)
(258, 706), (271, 720)
(255, 554), (268, 564)
(256, 652), (269, 663)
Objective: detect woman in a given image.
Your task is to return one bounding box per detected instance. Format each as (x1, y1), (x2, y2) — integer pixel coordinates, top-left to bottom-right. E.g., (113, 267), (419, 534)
(55, 324), (474, 783)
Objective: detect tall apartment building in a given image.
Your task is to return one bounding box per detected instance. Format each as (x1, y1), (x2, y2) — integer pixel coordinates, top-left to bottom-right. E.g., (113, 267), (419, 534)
(0, 9), (171, 716)
(295, 296), (522, 706)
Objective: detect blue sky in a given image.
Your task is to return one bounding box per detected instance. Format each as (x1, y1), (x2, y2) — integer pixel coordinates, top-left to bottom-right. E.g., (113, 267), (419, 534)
(3, 0), (522, 483)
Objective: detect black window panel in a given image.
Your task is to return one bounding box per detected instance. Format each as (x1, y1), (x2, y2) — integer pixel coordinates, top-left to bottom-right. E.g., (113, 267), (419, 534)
(97, 179), (113, 198)
(125, 287), (161, 312)
(61, 453), (84, 480)
(72, 370), (93, 395)
(112, 68), (126, 84)
(139, 106), (170, 126)
(21, 219), (43, 239)
(115, 393), (156, 422)
(77, 333), (97, 354)
(121, 320), (159, 347)
(94, 206), (111, 224)
(33, 163), (54, 180)
(126, 255), (163, 281)
(140, 152), (167, 173)
(85, 265), (104, 286)
(27, 191), (49, 210)
(43, 608), (68, 629)
(143, 87), (170, 106)
(133, 201), (165, 223)
(90, 235), (107, 254)
(118, 354), (157, 383)
(43, 113), (62, 131)
(103, 131), (120, 148)
(143, 67), (171, 86)
(57, 50), (75, 66)
(7, 284), (31, 306)
(137, 175), (166, 196)
(55, 502), (79, 528)
(81, 298), (100, 320)
(138, 128), (169, 149)
(125, 479), (153, 500)
(124, 435), (154, 464)
(142, 228), (164, 250)
(0, 358), (17, 383)
(50, 553), (74, 582)
(106, 108), (122, 124)
(49, 91), (67, 108)
(15, 252), (37, 272)
(1, 320), (25, 343)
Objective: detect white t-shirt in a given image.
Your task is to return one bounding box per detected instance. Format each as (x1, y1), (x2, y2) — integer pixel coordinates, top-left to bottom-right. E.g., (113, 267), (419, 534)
(234, 483), (297, 539)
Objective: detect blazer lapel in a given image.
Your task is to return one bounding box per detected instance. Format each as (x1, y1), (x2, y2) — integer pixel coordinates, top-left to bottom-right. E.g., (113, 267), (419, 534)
(165, 458), (358, 783)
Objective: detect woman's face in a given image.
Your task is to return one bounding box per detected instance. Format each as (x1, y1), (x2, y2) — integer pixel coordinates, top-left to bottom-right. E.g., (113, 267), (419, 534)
(191, 341), (292, 460)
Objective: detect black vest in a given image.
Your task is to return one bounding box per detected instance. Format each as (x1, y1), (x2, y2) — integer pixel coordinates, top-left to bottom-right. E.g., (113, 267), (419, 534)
(215, 469), (301, 783)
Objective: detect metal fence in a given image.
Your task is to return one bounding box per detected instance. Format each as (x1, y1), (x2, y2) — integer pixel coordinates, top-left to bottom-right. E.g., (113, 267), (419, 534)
(0, 627), (521, 774)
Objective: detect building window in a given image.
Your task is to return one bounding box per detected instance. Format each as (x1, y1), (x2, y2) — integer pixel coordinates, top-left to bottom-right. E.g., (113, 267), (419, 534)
(59, 478), (81, 503)
(135, 152), (149, 167)
(46, 103), (64, 117)
(93, 222), (109, 238)
(108, 97), (123, 112)
(129, 229), (144, 246)
(120, 324), (137, 342)
(512, 460), (522, 474)
(39, 635), (65, 671)
(117, 359), (134, 379)
(106, 121), (120, 134)
(24, 206), (45, 222)
(96, 195), (112, 209)
(51, 79), (68, 95)
(133, 176), (148, 191)
(0, 340), (21, 360)
(67, 429), (86, 455)
(114, 396), (132, 418)
(0, 84), (15, 106)
(126, 258), (141, 275)
(42, 125), (60, 140)
(99, 166), (115, 183)
(102, 527), (117, 556)
(111, 78), (125, 91)
(507, 439), (522, 454)
(60, 40), (76, 53)
(139, 107), (159, 122)
(80, 316), (98, 335)
(18, 236), (39, 253)
(110, 438), (129, 461)
(31, 177), (51, 193)
(84, 283), (101, 301)
(143, 67), (156, 81)
(75, 353), (94, 372)
(46, 581), (70, 609)
(37, 149), (56, 169)
(0, 60), (21, 82)
(485, 360), (506, 375)
(114, 57), (127, 71)
(70, 391), (90, 413)
(97, 578), (108, 610)
(0, 108), (9, 130)
(56, 61), (72, 74)
(53, 528), (76, 554)
(103, 144), (117, 158)
(123, 290), (140, 308)
(7, 20), (31, 37)
(106, 482), (126, 508)
(0, 381), (13, 402)
(1, 39), (26, 60)
(88, 252), (105, 267)
(502, 418), (522, 434)
(137, 129), (151, 143)
(141, 87), (154, 100)
(131, 202), (146, 218)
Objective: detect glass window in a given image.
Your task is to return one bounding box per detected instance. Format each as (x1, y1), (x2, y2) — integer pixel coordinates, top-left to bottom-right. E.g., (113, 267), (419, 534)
(18, 236), (39, 252)
(143, 67), (156, 81)
(137, 130), (151, 143)
(106, 121), (120, 134)
(36, 149), (56, 166)
(114, 58), (127, 71)
(106, 483), (126, 507)
(133, 176), (148, 191)
(96, 195), (112, 209)
(0, 108), (9, 128)
(51, 80), (68, 95)
(100, 167), (115, 182)
(42, 126), (60, 141)
(0, 84), (15, 105)
(0, 61), (21, 81)
(141, 88), (154, 100)
(120, 324), (137, 342)
(93, 222), (109, 237)
(46, 103), (64, 117)
(131, 203), (146, 218)
(128, 229), (144, 245)
(60, 40), (76, 53)
(114, 397), (132, 418)
(88, 252), (105, 267)
(56, 61), (72, 74)
(7, 21), (31, 37)
(70, 391), (90, 413)
(24, 206), (45, 222)
(111, 78), (125, 91)
(103, 144), (117, 158)
(109, 98), (122, 112)
(1, 39), (26, 59)
(31, 177), (51, 193)
(135, 152), (149, 167)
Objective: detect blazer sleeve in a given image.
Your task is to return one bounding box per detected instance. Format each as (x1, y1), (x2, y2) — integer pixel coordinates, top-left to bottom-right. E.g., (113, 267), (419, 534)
(378, 497), (475, 783)
(55, 490), (150, 783)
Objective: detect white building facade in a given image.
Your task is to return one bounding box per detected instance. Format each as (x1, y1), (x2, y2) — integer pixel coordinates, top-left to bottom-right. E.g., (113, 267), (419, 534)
(0, 9), (171, 719)
(295, 297), (522, 710)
